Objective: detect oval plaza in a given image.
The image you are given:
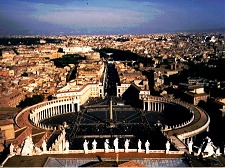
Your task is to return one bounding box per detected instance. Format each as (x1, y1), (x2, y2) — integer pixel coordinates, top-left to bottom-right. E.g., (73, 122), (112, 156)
(7, 60), (211, 167)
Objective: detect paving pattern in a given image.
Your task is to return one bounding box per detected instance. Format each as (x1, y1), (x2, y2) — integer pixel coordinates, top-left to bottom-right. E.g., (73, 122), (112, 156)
(44, 157), (189, 167)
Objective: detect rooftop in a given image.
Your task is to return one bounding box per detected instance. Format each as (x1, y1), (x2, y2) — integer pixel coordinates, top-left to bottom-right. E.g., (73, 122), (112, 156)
(4, 153), (186, 167)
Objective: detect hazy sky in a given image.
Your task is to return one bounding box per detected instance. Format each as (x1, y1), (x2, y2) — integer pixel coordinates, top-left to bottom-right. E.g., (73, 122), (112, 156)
(0, 0), (224, 35)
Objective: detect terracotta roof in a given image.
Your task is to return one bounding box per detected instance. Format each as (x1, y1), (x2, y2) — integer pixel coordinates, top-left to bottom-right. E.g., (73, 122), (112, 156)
(0, 119), (14, 126)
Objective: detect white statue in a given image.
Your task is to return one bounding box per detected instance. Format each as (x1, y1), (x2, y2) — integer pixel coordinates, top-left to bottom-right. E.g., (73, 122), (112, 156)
(65, 140), (69, 152)
(42, 140), (47, 152)
(216, 147), (221, 156)
(92, 139), (97, 153)
(34, 145), (42, 155)
(138, 139), (142, 152)
(52, 143), (55, 150)
(197, 137), (215, 157)
(83, 139), (89, 154)
(104, 139), (109, 153)
(15, 146), (21, 155)
(63, 122), (68, 129)
(188, 140), (193, 153)
(114, 138), (119, 153)
(10, 143), (14, 155)
(205, 136), (211, 143)
(62, 129), (66, 135)
(124, 139), (130, 153)
(165, 140), (170, 154)
(21, 136), (34, 156)
(145, 140), (150, 154)
(197, 146), (202, 156)
(204, 141), (214, 156)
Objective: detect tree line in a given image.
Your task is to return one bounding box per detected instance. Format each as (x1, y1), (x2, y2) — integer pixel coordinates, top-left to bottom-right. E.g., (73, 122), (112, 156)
(17, 95), (44, 108)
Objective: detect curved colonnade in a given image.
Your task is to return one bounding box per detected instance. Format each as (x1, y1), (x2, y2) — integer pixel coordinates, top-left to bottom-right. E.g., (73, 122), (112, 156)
(141, 96), (210, 140)
(15, 97), (80, 130)
(15, 96), (210, 142)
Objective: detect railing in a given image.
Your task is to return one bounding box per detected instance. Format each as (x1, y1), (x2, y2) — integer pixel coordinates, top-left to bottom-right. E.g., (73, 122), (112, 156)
(177, 106), (210, 139)
(0, 154), (15, 167)
(40, 149), (180, 154)
(164, 114), (194, 131)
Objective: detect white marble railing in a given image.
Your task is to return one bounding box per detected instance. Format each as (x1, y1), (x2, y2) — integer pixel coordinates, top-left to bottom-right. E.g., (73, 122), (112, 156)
(15, 103), (42, 128)
(177, 108), (210, 139)
(41, 149), (181, 154)
(0, 154), (15, 167)
(168, 151), (184, 154)
(164, 114), (194, 131)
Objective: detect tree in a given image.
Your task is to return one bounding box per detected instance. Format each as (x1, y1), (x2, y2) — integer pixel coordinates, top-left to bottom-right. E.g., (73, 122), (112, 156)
(21, 72), (28, 77)
(51, 54), (84, 67)
(57, 48), (64, 53)
(17, 94), (44, 108)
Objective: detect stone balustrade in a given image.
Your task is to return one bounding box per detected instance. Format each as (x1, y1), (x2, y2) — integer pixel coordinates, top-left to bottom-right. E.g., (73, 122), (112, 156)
(41, 149), (183, 154)
(177, 109), (210, 140)
(164, 114), (195, 131)
(50, 130), (66, 151)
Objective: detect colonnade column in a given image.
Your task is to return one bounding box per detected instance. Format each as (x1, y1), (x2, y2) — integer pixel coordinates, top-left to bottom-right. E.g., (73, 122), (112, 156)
(36, 113), (39, 123)
(54, 106), (56, 115)
(49, 107), (52, 117)
(51, 107), (54, 117)
(65, 104), (67, 113)
(77, 102), (80, 112)
(161, 103), (164, 112)
(46, 109), (48, 118)
(57, 106), (59, 115)
(72, 102), (74, 112)
(150, 102), (152, 111)
(69, 103), (71, 113)
(60, 105), (62, 114)
(143, 101), (145, 111)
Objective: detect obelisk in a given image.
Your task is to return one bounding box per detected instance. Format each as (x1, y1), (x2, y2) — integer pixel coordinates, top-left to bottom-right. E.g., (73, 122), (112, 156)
(109, 97), (115, 128)
(110, 98), (113, 121)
